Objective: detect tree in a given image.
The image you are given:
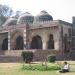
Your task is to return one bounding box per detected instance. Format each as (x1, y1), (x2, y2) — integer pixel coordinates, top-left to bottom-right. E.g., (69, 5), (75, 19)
(11, 10), (22, 19)
(0, 4), (13, 25)
(0, 15), (7, 26)
(0, 4), (13, 17)
(21, 51), (33, 63)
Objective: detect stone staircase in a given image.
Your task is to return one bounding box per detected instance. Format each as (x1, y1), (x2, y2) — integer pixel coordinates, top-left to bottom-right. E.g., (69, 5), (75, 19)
(0, 50), (75, 62)
(0, 50), (36, 63)
(0, 50), (23, 63)
(0, 50), (60, 62)
(0, 56), (22, 63)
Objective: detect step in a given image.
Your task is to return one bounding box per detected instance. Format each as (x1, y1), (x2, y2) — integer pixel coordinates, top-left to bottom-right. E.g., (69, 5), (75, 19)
(0, 55), (23, 63)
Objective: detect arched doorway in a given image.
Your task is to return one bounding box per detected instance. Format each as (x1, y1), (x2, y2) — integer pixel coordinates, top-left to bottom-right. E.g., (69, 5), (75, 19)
(63, 34), (70, 52)
(15, 36), (24, 50)
(30, 35), (42, 49)
(47, 34), (54, 49)
(2, 38), (8, 50)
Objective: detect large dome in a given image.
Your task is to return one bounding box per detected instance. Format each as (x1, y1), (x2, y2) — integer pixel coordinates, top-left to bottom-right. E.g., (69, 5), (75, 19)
(35, 10), (53, 22)
(3, 18), (17, 26)
(17, 12), (34, 24)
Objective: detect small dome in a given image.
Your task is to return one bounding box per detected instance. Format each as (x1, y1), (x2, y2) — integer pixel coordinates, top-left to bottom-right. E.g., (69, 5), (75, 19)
(35, 10), (53, 22)
(17, 12), (34, 24)
(3, 18), (17, 26)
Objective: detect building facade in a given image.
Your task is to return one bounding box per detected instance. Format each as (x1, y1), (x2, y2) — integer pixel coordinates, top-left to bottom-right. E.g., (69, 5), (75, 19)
(0, 10), (73, 54)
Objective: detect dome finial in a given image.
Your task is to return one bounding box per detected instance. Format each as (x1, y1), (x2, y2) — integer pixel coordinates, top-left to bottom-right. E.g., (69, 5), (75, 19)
(41, 10), (48, 14)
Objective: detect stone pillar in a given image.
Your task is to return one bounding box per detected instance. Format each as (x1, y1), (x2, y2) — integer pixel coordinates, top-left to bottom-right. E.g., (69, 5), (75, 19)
(8, 31), (10, 50)
(23, 29), (26, 50)
(42, 38), (47, 50)
(54, 40), (59, 50)
(54, 34), (59, 50)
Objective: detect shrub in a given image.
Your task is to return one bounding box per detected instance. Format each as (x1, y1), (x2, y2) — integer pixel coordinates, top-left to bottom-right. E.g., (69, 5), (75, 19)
(21, 51), (33, 63)
(21, 63), (61, 71)
(47, 55), (56, 63)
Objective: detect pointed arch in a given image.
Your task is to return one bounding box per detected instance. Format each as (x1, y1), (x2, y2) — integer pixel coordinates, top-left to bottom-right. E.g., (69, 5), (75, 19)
(15, 36), (24, 50)
(2, 38), (8, 50)
(11, 30), (23, 39)
(11, 30), (23, 50)
(47, 34), (54, 49)
(30, 35), (42, 49)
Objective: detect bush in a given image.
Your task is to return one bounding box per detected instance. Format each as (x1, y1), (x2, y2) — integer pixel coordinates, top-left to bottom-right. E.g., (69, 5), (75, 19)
(21, 51), (33, 63)
(47, 55), (56, 63)
(21, 63), (61, 71)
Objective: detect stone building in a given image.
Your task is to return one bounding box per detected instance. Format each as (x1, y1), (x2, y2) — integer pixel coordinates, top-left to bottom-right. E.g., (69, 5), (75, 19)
(0, 10), (74, 61)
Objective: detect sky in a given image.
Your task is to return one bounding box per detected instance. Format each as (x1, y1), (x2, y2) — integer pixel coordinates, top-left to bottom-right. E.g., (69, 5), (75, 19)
(0, 0), (75, 23)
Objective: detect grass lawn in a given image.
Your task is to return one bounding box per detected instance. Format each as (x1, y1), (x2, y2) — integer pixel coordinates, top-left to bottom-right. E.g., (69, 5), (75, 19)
(0, 61), (75, 75)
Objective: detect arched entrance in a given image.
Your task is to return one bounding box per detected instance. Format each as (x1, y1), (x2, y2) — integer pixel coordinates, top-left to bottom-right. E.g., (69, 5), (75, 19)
(47, 34), (54, 49)
(15, 36), (24, 50)
(63, 34), (70, 52)
(30, 35), (42, 49)
(2, 38), (8, 50)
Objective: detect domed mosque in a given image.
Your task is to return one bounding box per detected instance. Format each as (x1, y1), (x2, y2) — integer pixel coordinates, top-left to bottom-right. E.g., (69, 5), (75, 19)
(35, 10), (53, 22)
(17, 12), (34, 24)
(0, 10), (73, 61)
